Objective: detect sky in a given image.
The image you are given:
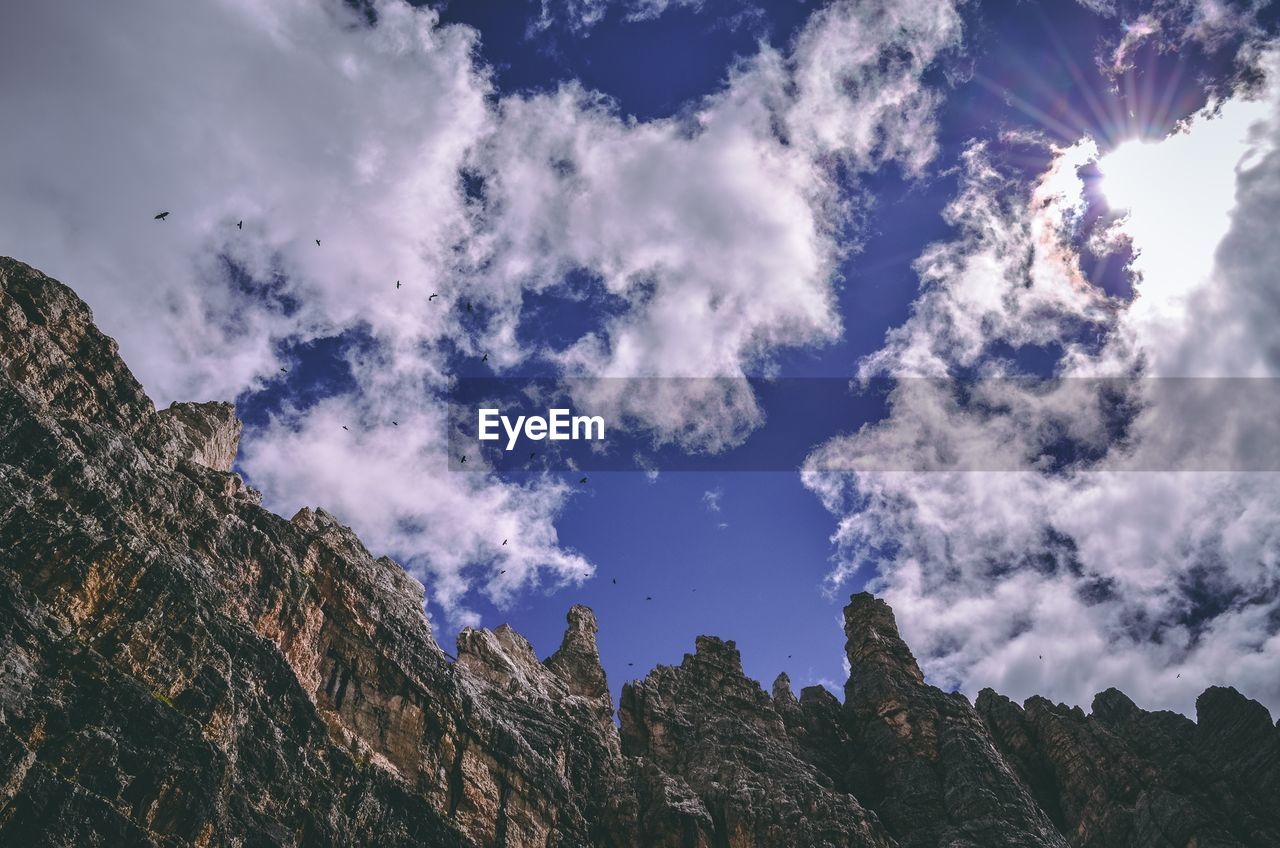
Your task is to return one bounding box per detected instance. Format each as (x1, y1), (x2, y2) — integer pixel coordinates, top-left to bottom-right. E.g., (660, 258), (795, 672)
(3, 0), (1280, 718)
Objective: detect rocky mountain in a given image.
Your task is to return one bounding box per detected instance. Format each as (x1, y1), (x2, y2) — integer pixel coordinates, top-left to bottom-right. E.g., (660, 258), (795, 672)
(1, 253), (1278, 847)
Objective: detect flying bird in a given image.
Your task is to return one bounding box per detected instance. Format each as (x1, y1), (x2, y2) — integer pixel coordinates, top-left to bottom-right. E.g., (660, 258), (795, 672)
(280, 367), (288, 373)
(154, 212), (169, 221)
(645, 596), (652, 601)
(429, 293), (438, 301)
(237, 220), (242, 230)
(342, 426), (349, 431)
(579, 477), (588, 484)
(502, 539), (507, 546)
(481, 354), (489, 362)
(396, 280), (401, 289)
(315, 239), (321, 246)
(466, 302), (473, 312)
(392, 421), (398, 426)
(611, 578), (616, 585)
(460, 455), (467, 464)
(628, 662), (634, 666)
(500, 569), (506, 574)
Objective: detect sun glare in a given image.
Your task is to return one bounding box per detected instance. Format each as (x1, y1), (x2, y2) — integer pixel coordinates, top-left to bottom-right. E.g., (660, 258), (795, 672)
(1095, 138), (1155, 213)
(1096, 96), (1268, 304)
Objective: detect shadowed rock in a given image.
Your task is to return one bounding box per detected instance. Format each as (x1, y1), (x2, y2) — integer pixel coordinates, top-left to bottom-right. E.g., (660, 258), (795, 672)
(843, 593), (1069, 848)
(4, 255), (1280, 847)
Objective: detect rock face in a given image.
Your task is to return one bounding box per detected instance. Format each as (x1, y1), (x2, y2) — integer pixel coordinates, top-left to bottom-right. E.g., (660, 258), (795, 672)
(842, 595), (1068, 848)
(2, 253), (1280, 847)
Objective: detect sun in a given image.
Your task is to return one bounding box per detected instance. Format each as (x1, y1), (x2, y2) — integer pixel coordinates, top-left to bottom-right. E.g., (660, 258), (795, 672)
(1096, 96), (1268, 305)
(1095, 138), (1156, 214)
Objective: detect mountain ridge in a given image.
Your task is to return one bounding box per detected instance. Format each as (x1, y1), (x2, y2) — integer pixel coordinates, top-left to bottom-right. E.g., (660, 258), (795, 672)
(2, 254), (1278, 846)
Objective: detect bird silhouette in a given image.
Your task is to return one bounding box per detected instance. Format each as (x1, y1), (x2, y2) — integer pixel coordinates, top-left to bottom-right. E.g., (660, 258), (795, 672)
(466, 302), (473, 312)
(154, 212), (169, 221)
(392, 421), (398, 426)
(530, 452), (537, 460)
(429, 293), (438, 301)
(500, 569), (506, 574)
(645, 596), (652, 601)
(579, 477), (588, 484)
(1039, 655), (1043, 660)
(502, 539), (507, 546)
(612, 578), (616, 585)
(396, 280), (401, 289)
(280, 367), (288, 373)
(1176, 673), (1181, 678)
(460, 455), (467, 464)
(788, 655), (792, 658)
(481, 354), (489, 362)
(315, 239), (321, 246)
(628, 662), (634, 666)
(237, 220), (242, 230)
(342, 426), (349, 431)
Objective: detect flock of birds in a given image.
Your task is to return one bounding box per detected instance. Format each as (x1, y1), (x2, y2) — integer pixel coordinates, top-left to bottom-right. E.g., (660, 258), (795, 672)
(153, 211), (760, 674)
(156, 211), (512, 464)
(157, 213), (602, 549)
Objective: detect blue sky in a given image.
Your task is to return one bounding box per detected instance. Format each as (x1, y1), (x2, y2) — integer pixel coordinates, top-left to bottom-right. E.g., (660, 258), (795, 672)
(4, 0), (1280, 716)
(346, 0), (1269, 701)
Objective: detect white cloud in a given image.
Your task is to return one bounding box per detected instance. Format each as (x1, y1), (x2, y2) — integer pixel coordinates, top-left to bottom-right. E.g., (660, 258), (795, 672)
(472, 0), (962, 450)
(1099, 0), (1269, 75)
(702, 487), (723, 511)
(530, 0), (707, 34)
(1, 0), (489, 404)
(804, 55), (1280, 716)
(0, 0), (961, 626)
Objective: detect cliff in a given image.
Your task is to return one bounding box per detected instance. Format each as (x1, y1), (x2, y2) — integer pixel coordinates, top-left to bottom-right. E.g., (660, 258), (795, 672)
(2, 255), (1279, 846)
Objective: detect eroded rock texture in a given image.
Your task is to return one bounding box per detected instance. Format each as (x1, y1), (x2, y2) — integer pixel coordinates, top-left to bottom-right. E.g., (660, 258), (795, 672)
(2, 253), (1280, 847)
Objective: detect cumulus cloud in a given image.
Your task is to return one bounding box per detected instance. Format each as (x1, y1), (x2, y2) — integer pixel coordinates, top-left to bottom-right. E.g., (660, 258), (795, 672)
(804, 56), (1280, 716)
(0, 0), (961, 626)
(472, 0), (961, 449)
(1, 0), (488, 403)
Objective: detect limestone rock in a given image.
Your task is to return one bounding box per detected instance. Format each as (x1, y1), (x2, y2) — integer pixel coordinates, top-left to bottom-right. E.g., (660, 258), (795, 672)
(842, 593), (1069, 848)
(4, 255), (1280, 847)
(620, 635), (896, 847)
(975, 683), (1280, 846)
(147, 400), (243, 472)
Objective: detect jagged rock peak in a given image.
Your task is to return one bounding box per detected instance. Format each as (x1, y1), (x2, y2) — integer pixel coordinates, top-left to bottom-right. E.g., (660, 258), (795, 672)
(1197, 684), (1276, 736)
(771, 671), (798, 706)
(844, 591), (924, 684)
(545, 604), (610, 701)
(688, 634), (744, 676)
(800, 684), (840, 708)
(0, 256), (154, 434)
(456, 622), (545, 690)
(149, 400), (242, 472)
(1090, 686), (1140, 724)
